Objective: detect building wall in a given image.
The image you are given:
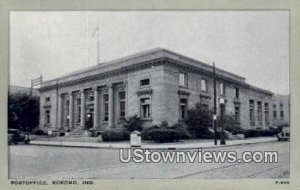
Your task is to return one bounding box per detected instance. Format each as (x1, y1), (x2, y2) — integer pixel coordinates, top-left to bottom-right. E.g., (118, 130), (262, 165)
(272, 94), (290, 126)
(39, 65), (166, 130)
(39, 62), (274, 131)
(161, 64), (273, 129)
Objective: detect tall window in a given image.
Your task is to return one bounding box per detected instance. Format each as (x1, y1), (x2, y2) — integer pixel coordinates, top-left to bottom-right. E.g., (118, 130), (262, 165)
(119, 91), (126, 119)
(200, 79), (207, 92)
(77, 98), (81, 123)
(103, 94), (109, 121)
(280, 111), (284, 119)
(257, 101), (262, 126)
(140, 97), (151, 119)
(89, 93), (94, 101)
(45, 110), (50, 124)
(179, 73), (187, 87)
(280, 102), (284, 120)
(249, 100), (255, 126)
(264, 103), (269, 126)
(66, 100), (70, 115)
(140, 79), (150, 86)
(235, 106), (240, 122)
(220, 82), (225, 95)
(45, 97), (50, 102)
(179, 98), (188, 119)
(273, 110), (277, 119)
(235, 88), (239, 98)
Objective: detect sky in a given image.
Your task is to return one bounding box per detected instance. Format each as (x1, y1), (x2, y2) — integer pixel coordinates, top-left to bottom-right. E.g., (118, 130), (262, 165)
(10, 11), (289, 94)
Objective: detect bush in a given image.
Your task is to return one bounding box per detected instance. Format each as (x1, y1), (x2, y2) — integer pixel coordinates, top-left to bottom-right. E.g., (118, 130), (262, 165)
(141, 122), (188, 142)
(102, 128), (130, 142)
(244, 129), (276, 138)
(146, 128), (182, 143)
(31, 128), (48, 136)
(185, 103), (213, 138)
(169, 123), (192, 139)
(218, 115), (242, 134)
(123, 115), (143, 132)
(141, 125), (159, 140)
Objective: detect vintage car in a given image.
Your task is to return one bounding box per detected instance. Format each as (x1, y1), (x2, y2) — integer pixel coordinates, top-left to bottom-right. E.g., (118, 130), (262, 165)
(276, 126), (290, 141)
(8, 129), (30, 145)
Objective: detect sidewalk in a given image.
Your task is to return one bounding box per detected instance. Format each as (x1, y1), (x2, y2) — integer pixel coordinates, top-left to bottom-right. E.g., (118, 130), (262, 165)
(29, 137), (278, 150)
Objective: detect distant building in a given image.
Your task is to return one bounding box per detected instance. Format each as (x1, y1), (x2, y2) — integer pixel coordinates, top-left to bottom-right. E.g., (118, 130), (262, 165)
(9, 85), (39, 97)
(272, 94), (290, 126)
(39, 48), (274, 132)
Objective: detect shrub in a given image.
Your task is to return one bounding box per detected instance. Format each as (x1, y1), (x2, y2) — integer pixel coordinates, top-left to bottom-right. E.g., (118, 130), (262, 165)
(169, 123), (192, 139)
(146, 128), (182, 143)
(141, 125), (159, 140)
(185, 103), (213, 138)
(218, 115), (242, 134)
(102, 128), (130, 142)
(141, 122), (189, 142)
(123, 115), (143, 132)
(244, 129), (276, 138)
(31, 128), (48, 136)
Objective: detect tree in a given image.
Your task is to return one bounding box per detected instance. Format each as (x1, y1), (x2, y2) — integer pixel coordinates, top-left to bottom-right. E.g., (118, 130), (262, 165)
(217, 114), (242, 134)
(123, 115), (143, 132)
(8, 92), (39, 132)
(185, 103), (213, 138)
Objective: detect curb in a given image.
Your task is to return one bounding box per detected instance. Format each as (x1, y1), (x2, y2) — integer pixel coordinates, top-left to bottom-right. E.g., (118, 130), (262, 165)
(28, 138), (278, 150)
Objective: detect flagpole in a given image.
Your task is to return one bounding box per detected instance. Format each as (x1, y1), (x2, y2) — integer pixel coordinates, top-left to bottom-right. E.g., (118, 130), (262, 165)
(97, 22), (99, 64)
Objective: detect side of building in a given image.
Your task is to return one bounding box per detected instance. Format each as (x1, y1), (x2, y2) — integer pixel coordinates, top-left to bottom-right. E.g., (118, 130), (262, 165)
(39, 48), (274, 133)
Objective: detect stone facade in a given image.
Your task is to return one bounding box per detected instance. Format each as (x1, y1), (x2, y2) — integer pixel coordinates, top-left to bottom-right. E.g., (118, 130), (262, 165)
(272, 94), (290, 126)
(39, 48), (274, 132)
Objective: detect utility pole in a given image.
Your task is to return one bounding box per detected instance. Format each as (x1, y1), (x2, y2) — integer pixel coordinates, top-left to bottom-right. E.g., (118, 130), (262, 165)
(213, 62), (217, 145)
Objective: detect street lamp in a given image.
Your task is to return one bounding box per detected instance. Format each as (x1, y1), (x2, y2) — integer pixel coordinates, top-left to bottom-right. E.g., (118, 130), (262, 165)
(219, 97), (226, 145)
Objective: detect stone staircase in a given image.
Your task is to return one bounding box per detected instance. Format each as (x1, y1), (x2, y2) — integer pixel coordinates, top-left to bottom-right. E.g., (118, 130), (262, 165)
(68, 128), (88, 137)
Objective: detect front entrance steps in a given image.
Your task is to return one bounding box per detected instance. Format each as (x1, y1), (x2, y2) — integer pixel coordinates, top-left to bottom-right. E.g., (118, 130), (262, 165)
(68, 128), (88, 137)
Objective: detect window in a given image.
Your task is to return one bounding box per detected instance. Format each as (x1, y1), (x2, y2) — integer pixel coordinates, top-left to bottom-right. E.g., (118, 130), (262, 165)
(235, 106), (240, 122)
(235, 88), (239, 98)
(140, 98), (151, 119)
(257, 101), (262, 126)
(264, 103), (269, 126)
(89, 94), (94, 101)
(220, 82), (225, 95)
(119, 91), (126, 119)
(140, 79), (150, 86)
(77, 98), (81, 123)
(280, 111), (284, 119)
(103, 94), (109, 121)
(45, 97), (50, 102)
(273, 111), (277, 119)
(179, 98), (188, 119)
(45, 110), (50, 124)
(200, 79), (207, 92)
(66, 100), (70, 115)
(249, 100), (255, 126)
(179, 73), (187, 87)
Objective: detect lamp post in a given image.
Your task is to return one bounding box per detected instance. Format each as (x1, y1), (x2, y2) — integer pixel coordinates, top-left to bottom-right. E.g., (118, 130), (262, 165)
(212, 62), (218, 145)
(219, 97), (226, 145)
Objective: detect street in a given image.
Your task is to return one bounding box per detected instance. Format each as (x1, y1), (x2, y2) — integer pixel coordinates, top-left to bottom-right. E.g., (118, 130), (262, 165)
(9, 141), (289, 179)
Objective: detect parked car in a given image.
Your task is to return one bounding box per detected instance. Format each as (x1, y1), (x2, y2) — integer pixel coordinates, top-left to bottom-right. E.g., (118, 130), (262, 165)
(8, 129), (30, 145)
(276, 126), (290, 141)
